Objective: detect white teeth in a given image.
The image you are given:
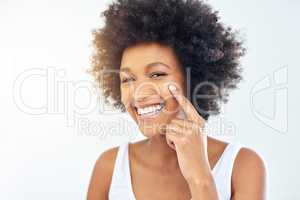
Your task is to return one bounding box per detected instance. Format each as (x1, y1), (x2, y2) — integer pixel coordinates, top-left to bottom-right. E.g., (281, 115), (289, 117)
(137, 104), (163, 115)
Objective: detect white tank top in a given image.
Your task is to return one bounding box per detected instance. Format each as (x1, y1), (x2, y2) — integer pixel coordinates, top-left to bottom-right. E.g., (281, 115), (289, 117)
(108, 141), (243, 200)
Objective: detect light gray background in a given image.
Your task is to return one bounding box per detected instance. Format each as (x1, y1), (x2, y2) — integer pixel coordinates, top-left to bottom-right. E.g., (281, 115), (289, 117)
(1, 0), (299, 199)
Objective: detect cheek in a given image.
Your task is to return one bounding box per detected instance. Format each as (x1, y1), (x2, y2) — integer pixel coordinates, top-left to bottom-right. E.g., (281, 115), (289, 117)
(120, 87), (131, 109)
(121, 87), (138, 119)
(159, 81), (183, 115)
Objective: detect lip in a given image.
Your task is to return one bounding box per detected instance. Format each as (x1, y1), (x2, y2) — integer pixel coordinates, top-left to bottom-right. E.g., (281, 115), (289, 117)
(138, 110), (162, 120)
(133, 102), (165, 121)
(133, 99), (164, 109)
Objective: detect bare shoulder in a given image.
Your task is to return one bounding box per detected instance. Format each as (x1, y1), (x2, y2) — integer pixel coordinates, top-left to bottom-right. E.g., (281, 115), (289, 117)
(87, 146), (120, 200)
(207, 136), (229, 155)
(231, 146), (267, 200)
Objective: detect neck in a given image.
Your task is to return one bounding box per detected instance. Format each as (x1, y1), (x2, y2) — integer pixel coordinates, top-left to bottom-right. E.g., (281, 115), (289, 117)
(143, 134), (179, 171)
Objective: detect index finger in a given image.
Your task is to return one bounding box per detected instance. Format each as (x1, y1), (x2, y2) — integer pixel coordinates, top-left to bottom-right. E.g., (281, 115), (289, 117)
(168, 84), (202, 123)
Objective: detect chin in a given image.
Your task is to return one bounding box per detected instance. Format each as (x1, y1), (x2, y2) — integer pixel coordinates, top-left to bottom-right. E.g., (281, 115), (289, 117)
(137, 120), (162, 138)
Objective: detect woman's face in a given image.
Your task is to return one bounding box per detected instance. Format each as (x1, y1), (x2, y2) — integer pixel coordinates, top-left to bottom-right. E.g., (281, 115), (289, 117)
(119, 42), (186, 137)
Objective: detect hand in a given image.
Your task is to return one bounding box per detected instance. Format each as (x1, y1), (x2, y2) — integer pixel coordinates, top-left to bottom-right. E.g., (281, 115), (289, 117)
(164, 84), (212, 184)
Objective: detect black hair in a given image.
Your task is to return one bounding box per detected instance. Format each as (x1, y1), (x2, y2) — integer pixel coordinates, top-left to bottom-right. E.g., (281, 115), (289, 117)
(90, 0), (246, 120)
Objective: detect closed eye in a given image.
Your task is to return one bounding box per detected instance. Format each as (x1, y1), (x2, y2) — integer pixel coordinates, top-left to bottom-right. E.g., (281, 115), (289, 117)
(150, 72), (167, 78)
(121, 76), (135, 83)
(121, 72), (167, 83)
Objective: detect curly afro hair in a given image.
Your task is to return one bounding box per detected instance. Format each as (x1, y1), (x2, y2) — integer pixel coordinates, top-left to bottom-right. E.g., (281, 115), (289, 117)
(90, 0), (246, 120)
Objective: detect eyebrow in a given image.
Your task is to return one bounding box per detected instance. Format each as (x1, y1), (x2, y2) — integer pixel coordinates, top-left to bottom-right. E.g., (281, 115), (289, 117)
(120, 62), (171, 73)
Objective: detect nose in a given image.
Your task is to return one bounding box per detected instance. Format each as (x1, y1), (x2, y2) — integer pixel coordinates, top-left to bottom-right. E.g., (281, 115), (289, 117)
(131, 79), (161, 102)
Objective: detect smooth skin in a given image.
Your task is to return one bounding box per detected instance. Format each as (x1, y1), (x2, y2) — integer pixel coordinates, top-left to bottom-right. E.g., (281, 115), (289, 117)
(87, 42), (267, 200)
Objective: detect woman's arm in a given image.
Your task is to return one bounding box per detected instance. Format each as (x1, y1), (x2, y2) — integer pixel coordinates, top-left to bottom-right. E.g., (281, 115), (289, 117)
(187, 172), (219, 200)
(87, 148), (118, 200)
(165, 84), (219, 200)
(231, 147), (267, 200)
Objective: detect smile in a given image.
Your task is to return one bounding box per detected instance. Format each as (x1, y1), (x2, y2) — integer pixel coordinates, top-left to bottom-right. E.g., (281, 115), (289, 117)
(135, 102), (165, 120)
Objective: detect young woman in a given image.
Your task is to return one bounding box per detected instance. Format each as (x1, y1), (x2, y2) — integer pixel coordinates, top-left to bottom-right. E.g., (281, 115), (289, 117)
(87, 0), (266, 199)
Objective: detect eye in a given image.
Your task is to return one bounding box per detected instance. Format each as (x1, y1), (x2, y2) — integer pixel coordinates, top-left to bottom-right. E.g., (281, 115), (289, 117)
(121, 76), (135, 83)
(150, 72), (167, 78)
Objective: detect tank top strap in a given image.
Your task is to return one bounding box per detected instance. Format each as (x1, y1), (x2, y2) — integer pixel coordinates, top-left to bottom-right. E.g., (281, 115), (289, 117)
(212, 142), (243, 200)
(108, 141), (243, 200)
(108, 142), (134, 199)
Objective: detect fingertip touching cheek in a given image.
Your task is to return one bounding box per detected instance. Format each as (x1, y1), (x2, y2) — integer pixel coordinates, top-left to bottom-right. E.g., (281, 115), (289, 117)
(119, 42), (186, 137)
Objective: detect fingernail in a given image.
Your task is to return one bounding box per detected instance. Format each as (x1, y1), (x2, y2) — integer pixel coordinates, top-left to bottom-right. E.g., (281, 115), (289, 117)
(168, 84), (176, 92)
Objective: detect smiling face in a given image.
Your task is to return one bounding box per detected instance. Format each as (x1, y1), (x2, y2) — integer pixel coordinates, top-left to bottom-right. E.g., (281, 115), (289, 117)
(119, 42), (186, 137)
